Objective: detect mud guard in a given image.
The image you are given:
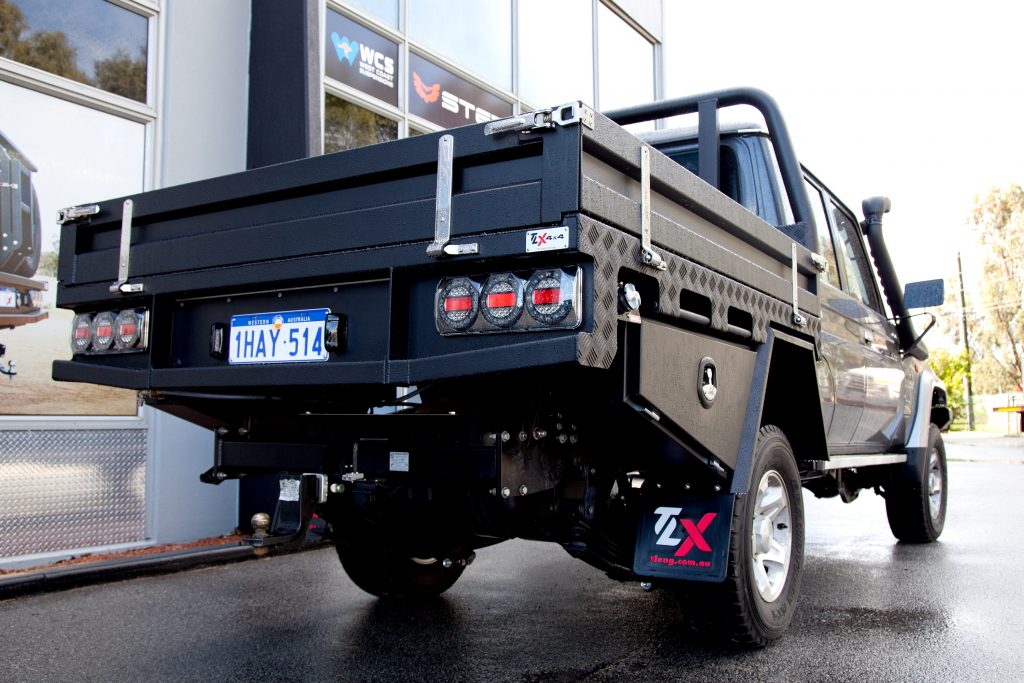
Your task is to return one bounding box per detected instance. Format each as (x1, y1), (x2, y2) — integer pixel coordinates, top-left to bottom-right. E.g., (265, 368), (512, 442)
(633, 494), (734, 582)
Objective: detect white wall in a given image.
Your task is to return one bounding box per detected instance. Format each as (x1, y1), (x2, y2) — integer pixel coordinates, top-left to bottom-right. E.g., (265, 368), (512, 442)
(158, 1), (251, 187)
(145, 1), (252, 541)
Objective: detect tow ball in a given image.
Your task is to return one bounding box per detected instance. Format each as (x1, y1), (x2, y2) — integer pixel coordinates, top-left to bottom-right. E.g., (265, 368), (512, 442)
(0, 344), (14, 379)
(245, 473), (328, 556)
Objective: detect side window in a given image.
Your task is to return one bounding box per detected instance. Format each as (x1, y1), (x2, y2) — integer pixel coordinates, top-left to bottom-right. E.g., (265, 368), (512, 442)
(828, 200), (881, 311)
(804, 180), (841, 289)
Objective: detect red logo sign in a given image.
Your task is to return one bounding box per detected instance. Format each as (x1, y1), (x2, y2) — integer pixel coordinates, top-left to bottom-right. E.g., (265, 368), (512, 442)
(412, 71), (440, 104)
(674, 512), (717, 557)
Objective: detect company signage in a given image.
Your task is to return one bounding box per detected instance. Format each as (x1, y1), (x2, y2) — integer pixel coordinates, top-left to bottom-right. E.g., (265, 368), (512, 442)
(408, 53), (512, 129)
(325, 10), (399, 107)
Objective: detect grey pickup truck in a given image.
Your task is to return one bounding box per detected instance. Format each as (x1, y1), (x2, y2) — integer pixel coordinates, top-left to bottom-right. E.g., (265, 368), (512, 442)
(1, 129), (47, 378)
(53, 88), (949, 645)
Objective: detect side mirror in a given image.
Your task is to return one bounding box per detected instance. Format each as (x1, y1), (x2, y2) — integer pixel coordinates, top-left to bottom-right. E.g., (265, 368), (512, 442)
(904, 279), (944, 309)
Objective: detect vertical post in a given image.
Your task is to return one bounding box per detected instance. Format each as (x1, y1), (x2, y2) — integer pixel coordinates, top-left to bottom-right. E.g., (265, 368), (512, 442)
(957, 251), (975, 431)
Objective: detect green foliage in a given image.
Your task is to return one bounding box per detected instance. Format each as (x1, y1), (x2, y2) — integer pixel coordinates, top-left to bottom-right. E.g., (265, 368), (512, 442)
(929, 349), (969, 425)
(94, 48), (147, 102)
(0, 0), (145, 102)
(969, 185), (1024, 393)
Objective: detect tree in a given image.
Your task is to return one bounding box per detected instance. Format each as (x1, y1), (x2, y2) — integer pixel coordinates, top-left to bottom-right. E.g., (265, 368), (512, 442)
(0, 0), (87, 84)
(969, 186), (1024, 393)
(94, 48), (146, 103)
(0, 0), (26, 56)
(929, 348), (969, 427)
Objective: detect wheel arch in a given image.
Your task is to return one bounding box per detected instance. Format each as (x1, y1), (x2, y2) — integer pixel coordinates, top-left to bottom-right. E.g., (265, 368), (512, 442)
(731, 329), (827, 494)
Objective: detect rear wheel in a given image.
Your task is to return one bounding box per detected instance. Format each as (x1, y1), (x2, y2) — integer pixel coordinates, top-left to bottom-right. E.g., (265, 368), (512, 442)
(335, 540), (469, 598)
(682, 425), (804, 646)
(885, 424), (947, 543)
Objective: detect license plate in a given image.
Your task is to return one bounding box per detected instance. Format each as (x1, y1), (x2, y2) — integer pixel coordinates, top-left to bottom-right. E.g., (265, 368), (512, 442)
(0, 288), (15, 308)
(229, 308), (330, 365)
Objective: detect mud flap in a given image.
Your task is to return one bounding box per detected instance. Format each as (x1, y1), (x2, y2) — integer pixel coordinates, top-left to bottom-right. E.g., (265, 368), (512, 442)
(633, 494), (734, 582)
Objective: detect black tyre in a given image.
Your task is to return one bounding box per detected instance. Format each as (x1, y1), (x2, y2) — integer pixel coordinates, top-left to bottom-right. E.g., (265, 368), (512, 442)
(9, 186), (41, 278)
(335, 541), (467, 598)
(683, 425), (805, 647)
(885, 424), (947, 543)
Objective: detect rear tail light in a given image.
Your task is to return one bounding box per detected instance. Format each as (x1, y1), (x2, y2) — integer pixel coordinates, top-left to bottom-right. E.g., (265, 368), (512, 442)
(70, 308), (149, 355)
(525, 269), (574, 325)
(480, 273), (523, 328)
(437, 277), (479, 331)
(435, 266), (581, 335)
(114, 309), (146, 350)
(71, 314), (93, 353)
(91, 311), (116, 351)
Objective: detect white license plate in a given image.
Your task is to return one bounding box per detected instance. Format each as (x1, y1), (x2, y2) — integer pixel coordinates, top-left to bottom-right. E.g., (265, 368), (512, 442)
(229, 308), (330, 365)
(0, 288), (16, 309)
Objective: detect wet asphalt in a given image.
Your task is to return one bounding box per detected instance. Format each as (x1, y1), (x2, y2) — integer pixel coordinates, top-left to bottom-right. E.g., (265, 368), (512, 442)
(1, 435), (1022, 682)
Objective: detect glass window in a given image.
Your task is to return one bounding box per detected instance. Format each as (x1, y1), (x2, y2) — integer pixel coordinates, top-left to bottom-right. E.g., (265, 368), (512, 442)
(338, 0), (398, 27)
(828, 200), (881, 311)
(407, 0), (511, 89)
(0, 79), (144, 415)
(0, 0), (149, 103)
(596, 3), (653, 111)
(518, 0), (593, 108)
(325, 9), (399, 106)
(324, 95), (397, 153)
(804, 181), (841, 289)
(407, 52), (512, 129)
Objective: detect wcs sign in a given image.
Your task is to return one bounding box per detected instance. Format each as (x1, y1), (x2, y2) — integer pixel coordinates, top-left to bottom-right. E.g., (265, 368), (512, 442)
(408, 53), (512, 129)
(325, 10), (399, 106)
(633, 495), (733, 582)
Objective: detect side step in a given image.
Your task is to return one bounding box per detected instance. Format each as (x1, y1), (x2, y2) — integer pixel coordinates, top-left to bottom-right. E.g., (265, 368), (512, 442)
(812, 453), (907, 471)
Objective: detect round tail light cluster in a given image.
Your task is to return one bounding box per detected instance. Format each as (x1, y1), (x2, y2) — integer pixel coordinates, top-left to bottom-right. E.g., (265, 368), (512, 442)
(435, 267), (581, 335)
(70, 308), (148, 354)
(437, 277), (479, 331)
(480, 274), (523, 328)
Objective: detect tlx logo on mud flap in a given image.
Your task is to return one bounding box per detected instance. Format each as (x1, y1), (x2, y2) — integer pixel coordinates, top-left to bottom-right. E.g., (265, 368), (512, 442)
(634, 496), (730, 581)
(653, 506), (717, 557)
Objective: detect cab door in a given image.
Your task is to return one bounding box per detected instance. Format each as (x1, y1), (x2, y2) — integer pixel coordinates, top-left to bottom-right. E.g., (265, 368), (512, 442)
(824, 199), (904, 453)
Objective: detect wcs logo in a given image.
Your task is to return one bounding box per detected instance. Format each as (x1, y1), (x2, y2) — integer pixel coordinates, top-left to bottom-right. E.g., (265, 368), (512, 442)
(652, 506), (717, 557)
(412, 71), (498, 123)
(331, 32), (395, 87)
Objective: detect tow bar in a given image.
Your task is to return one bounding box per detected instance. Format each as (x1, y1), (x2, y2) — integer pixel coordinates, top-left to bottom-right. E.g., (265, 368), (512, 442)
(245, 473), (328, 556)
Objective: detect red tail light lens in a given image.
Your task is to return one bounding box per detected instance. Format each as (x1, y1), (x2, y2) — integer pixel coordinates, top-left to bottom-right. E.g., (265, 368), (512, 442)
(525, 269), (574, 325)
(114, 309), (146, 350)
(71, 314), (93, 353)
(91, 311), (116, 351)
(480, 274), (523, 328)
(437, 277), (479, 331)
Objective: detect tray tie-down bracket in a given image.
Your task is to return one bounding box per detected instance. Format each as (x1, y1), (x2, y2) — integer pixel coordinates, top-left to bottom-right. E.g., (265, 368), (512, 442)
(639, 145), (667, 271)
(427, 134), (479, 258)
(57, 200), (144, 294)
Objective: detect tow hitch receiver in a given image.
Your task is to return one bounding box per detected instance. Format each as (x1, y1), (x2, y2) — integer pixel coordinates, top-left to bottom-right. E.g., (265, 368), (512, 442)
(244, 473), (327, 555)
(633, 495), (734, 582)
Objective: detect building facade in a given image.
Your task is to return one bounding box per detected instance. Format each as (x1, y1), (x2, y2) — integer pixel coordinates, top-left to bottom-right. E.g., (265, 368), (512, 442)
(0, 0), (666, 567)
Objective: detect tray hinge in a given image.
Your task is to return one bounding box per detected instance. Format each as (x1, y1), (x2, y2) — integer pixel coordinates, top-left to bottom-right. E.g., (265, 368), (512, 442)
(56, 204), (100, 225)
(639, 146), (667, 271)
(110, 199), (144, 294)
(484, 101), (595, 136)
(427, 134), (478, 258)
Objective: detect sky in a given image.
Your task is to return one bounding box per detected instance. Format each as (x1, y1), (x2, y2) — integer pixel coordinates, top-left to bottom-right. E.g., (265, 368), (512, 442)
(663, 0), (1024, 298)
